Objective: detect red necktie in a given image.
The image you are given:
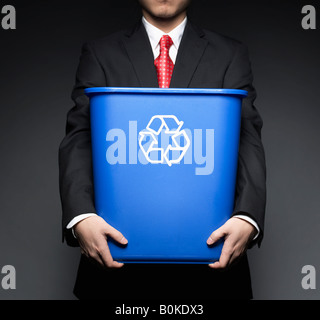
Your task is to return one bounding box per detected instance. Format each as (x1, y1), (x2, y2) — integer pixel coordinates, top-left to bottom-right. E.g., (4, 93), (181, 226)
(154, 35), (174, 88)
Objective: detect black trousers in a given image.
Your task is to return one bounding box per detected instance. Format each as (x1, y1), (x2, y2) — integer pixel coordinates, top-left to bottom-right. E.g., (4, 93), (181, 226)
(73, 254), (253, 300)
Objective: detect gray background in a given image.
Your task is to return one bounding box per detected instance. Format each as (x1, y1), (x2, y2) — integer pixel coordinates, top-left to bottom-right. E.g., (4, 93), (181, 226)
(0, 0), (319, 300)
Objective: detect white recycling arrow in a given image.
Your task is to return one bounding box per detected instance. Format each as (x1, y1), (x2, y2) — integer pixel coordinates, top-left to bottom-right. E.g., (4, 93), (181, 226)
(139, 115), (191, 166)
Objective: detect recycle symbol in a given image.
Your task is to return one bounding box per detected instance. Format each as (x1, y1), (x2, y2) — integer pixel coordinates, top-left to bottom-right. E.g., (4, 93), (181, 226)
(139, 115), (191, 166)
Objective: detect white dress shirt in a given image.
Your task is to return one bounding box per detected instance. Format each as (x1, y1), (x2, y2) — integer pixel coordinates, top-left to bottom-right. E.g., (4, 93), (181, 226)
(142, 16), (187, 63)
(67, 16), (259, 240)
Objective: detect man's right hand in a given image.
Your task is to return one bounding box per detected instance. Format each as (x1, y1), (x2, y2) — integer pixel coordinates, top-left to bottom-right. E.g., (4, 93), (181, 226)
(73, 215), (128, 269)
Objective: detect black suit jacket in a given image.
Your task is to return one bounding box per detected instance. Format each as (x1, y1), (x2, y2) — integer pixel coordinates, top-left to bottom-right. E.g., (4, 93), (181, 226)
(59, 20), (266, 300)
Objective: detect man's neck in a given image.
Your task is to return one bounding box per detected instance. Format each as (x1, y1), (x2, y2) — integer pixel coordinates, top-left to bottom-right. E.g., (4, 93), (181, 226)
(142, 10), (187, 33)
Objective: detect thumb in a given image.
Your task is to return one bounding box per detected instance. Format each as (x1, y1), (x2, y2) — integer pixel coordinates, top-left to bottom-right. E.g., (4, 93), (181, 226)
(105, 225), (128, 245)
(207, 225), (227, 246)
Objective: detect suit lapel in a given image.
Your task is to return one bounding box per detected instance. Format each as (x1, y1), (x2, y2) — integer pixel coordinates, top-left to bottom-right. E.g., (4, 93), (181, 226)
(122, 22), (159, 88)
(170, 22), (208, 88)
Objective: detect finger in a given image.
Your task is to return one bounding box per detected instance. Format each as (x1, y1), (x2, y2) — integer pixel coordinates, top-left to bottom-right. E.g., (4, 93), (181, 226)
(208, 261), (220, 269)
(207, 225), (226, 246)
(209, 241), (234, 270)
(105, 225), (128, 245)
(228, 244), (247, 267)
(99, 243), (124, 269)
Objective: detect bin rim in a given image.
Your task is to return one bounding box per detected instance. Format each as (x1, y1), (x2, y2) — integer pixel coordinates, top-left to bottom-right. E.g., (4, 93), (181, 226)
(85, 87), (248, 97)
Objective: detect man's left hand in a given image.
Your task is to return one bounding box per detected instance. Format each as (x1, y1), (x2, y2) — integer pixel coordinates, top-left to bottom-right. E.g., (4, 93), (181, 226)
(207, 217), (257, 269)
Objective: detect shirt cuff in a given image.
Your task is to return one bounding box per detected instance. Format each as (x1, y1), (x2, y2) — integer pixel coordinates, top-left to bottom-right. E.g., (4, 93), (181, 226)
(66, 213), (97, 239)
(66, 214), (260, 241)
(233, 215), (260, 241)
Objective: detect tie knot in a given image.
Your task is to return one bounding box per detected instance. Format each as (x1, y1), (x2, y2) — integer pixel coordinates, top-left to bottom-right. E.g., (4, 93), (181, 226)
(159, 35), (173, 51)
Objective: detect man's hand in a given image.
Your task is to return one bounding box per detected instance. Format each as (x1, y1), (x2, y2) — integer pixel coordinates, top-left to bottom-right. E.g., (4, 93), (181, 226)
(73, 215), (128, 269)
(207, 217), (257, 270)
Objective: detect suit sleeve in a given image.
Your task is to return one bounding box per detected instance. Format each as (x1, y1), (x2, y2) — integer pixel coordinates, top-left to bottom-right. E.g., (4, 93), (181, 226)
(59, 42), (106, 246)
(223, 42), (267, 246)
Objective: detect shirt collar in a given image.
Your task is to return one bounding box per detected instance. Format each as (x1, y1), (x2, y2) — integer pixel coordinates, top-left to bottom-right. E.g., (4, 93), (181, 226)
(142, 16), (187, 51)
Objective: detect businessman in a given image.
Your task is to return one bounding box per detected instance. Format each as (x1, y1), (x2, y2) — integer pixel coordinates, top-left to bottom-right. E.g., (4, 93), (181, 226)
(59, 0), (266, 299)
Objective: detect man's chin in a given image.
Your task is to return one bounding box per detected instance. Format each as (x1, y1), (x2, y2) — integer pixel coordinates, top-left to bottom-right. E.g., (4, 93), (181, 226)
(149, 9), (182, 21)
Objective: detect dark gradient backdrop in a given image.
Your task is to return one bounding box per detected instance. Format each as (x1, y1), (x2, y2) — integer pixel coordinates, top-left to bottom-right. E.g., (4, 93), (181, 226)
(0, 0), (319, 300)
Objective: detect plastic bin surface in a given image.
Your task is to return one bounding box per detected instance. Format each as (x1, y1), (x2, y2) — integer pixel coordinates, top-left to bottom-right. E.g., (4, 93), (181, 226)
(85, 87), (247, 264)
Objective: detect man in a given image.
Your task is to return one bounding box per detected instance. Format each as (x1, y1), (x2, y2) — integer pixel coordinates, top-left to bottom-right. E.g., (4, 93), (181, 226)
(59, 0), (266, 299)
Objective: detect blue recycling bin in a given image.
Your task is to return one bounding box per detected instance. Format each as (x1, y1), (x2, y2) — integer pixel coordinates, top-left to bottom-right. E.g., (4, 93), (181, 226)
(85, 87), (247, 264)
